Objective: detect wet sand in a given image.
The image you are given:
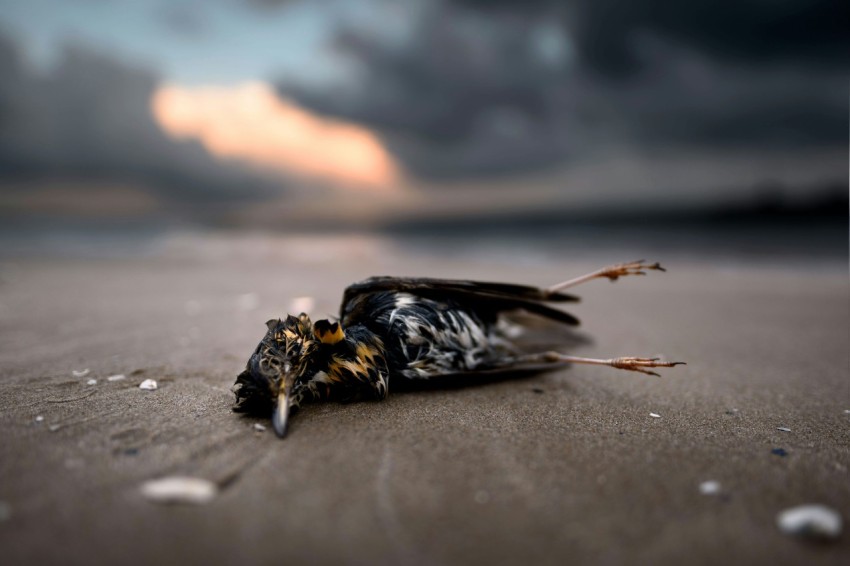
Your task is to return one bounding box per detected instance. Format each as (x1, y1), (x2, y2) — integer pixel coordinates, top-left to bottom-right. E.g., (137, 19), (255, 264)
(1, 234), (848, 565)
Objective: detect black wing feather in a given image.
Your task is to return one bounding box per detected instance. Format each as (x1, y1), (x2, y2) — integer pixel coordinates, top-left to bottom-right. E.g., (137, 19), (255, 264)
(340, 276), (580, 327)
(342, 276), (577, 305)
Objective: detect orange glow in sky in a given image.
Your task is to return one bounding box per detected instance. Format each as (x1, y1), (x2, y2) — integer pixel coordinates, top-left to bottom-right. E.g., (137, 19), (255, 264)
(151, 82), (401, 191)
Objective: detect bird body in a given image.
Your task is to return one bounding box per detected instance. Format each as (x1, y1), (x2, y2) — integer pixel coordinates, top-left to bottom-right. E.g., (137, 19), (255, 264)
(232, 261), (684, 437)
(347, 291), (511, 379)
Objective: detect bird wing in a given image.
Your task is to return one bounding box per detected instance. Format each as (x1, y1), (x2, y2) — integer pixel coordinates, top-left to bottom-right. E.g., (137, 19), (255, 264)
(339, 276), (580, 327)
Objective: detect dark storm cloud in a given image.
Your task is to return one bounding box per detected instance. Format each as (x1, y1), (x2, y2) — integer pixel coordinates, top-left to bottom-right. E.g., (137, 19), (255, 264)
(277, 3), (574, 178)
(460, 0), (849, 74)
(275, 0), (848, 179)
(157, 3), (210, 37)
(0, 33), (279, 203)
(246, 0), (291, 7)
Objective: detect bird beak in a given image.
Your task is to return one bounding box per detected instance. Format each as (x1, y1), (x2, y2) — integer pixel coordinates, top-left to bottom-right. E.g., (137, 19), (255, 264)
(272, 372), (295, 438)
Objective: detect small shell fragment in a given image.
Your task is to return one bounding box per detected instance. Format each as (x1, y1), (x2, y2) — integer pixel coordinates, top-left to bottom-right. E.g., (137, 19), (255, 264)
(777, 505), (842, 540)
(107, 374), (126, 382)
(72, 369), (90, 377)
(86, 379), (97, 386)
(139, 379), (157, 391)
(253, 423), (267, 432)
(474, 490), (491, 504)
(289, 296), (315, 314)
(699, 481), (721, 495)
(35, 415), (44, 422)
(777, 427), (791, 432)
(649, 413), (661, 418)
(140, 477), (218, 505)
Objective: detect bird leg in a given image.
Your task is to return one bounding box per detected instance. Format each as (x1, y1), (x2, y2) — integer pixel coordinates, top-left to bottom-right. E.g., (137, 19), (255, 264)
(546, 260), (665, 295)
(517, 352), (685, 377)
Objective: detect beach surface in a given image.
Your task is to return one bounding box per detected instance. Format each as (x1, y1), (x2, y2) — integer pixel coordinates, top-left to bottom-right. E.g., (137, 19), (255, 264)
(1, 233), (848, 565)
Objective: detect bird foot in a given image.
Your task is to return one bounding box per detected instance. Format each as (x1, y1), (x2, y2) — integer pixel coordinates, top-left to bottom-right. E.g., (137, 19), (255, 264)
(608, 356), (685, 377)
(532, 352), (685, 377)
(598, 260), (665, 282)
(547, 260), (666, 293)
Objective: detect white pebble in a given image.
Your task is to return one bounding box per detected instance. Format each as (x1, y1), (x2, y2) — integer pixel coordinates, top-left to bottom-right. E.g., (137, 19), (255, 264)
(86, 379), (97, 386)
(288, 296), (315, 314)
(35, 415), (44, 422)
(777, 505), (842, 540)
(474, 490), (490, 504)
(107, 374), (126, 382)
(253, 423), (266, 432)
(140, 477), (218, 505)
(72, 369), (90, 377)
(649, 413), (661, 418)
(777, 427), (791, 432)
(139, 379), (157, 390)
(699, 480), (721, 495)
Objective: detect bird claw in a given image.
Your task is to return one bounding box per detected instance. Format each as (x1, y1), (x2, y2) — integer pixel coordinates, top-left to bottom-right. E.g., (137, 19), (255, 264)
(603, 261), (665, 282)
(610, 356), (686, 376)
(547, 259), (668, 294)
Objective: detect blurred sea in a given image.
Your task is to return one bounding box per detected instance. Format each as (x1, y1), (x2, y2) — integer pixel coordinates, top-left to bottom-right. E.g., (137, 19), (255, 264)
(0, 215), (846, 271)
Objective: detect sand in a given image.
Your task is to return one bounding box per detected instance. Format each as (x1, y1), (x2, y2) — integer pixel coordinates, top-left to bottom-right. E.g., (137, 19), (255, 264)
(0, 234), (848, 565)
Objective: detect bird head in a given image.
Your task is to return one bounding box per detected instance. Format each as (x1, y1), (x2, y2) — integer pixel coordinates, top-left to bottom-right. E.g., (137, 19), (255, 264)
(232, 313), (315, 437)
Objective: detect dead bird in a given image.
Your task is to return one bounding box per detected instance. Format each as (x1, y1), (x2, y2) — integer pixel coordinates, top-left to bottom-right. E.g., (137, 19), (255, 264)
(232, 260), (685, 437)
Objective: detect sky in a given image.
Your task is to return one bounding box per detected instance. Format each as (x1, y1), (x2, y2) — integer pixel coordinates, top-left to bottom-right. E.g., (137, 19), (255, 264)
(0, 0), (846, 224)
(1, 0), (329, 84)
